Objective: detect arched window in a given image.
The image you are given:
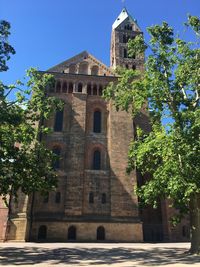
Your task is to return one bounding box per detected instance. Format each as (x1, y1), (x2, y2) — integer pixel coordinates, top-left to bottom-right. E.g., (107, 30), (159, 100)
(89, 192), (94, 203)
(56, 81), (61, 93)
(43, 193), (49, 203)
(132, 65), (136, 70)
(69, 64), (76, 74)
(91, 65), (99, 75)
(93, 150), (101, 170)
(93, 84), (97, 95)
(68, 226), (76, 240)
(38, 225), (47, 240)
(52, 147), (61, 170)
(62, 82), (67, 93)
(124, 49), (127, 58)
(87, 84), (92, 95)
(79, 62), (88, 74)
(97, 226), (105, 240)
(101, 193), (106, 204)
(54, 110), (63, 132)
(99, 85), (103, 96)
(68, 82), (73, 93)
(55, 192), (61, 203)
(78, 83), (83, 93)
(126, 64), (129, 69)
(123, 34), (127, 43)
(93, 111), (101, 133)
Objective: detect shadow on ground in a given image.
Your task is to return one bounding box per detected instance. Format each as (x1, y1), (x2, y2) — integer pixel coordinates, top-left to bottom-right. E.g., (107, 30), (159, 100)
(0, 246), (199, 266)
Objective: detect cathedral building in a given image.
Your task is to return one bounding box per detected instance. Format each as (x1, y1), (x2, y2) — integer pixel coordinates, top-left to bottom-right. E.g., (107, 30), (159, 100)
(0, 8), (190, 242)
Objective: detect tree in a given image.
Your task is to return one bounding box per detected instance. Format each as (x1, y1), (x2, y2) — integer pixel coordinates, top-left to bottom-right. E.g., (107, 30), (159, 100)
(0, 20), (62, 203)
(104, 15), (200, 254)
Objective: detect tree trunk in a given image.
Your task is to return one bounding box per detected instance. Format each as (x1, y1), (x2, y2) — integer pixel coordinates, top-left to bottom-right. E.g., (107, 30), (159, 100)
(189, 193), (200, 254)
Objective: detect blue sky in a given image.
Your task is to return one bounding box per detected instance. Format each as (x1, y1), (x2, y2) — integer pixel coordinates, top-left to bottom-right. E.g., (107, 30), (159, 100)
(1, 0), (200, 84)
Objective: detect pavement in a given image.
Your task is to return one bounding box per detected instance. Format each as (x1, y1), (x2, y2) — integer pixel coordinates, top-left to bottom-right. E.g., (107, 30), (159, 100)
(0, 242), (199, 267)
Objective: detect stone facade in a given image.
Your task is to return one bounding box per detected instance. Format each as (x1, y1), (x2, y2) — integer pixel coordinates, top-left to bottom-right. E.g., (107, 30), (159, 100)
(0, 8), (190, 243)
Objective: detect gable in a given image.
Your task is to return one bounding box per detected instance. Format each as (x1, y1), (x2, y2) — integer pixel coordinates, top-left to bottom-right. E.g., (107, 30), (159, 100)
(48, 51), (114, 76)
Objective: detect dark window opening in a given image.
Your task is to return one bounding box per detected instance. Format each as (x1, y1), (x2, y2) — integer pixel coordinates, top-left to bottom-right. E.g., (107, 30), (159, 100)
(62, 82), (67, 93)
(43, 193), (49, 203)
(68, 226), (76, 240)
(52, 147), (61, 170)
(124, 49), (127, 58)
(93, 111), (101, 133)
(182, 225), (190, 238)
(93, 150), (101, 170)
(54, 110), (63, 132)
(102, 193), (106, 204)
(97, 226), (105, 240)
(87, 84), (92, 95)
(132, 65), (136, 70)
(126, 64), (129, 69)
(78, 83), (83, 93)
(38, 225), (47, 240)
(99, 85), (103, 96)
(123, 34), (127, 43)
(56, 81), (61, 93)
(89, 192), (94, 203)
(125, 24), (132, 31)
(93, 84), (97, 95)
(68, 82), (73, 93)
(55, 192), (61, 203)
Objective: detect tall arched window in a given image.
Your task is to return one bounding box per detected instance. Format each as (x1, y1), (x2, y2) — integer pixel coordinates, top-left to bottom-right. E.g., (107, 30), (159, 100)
(68, 82), (73, 93)
(102, 193), (106, 204)
(97, 226), (105, 240)
(52, 147), (61, 169)
(68, 226), (76, 240)
(56, 81), (61, 93)
(87, 84), (92, 95)
(54, 110), (63, 132)
(38, 225), (47, 240)
(93, 84), (97, 95)
(99, 85), (103, 96)
(123, 34), (127, 43)
(89, 192), (94, 203)
(78, 83), (83, 93)
(62, 82), (67, 93)
(93, 111), (101, 133)
(55, 192), (61, 203)
(93, 150), (101, 170)
(124, 48), (127, 58)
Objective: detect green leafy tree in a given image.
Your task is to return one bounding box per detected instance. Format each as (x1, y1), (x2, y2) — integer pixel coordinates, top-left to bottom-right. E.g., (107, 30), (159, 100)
(104, 16), (200, 254)
(0, 20), (62, 203)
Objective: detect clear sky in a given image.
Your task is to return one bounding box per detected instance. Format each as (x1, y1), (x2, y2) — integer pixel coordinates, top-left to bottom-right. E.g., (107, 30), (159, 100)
(1, 0), (200, 84)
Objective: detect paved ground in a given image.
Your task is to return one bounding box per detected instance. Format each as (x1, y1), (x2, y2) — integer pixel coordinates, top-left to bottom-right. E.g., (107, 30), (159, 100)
(0, 242), (199, 267)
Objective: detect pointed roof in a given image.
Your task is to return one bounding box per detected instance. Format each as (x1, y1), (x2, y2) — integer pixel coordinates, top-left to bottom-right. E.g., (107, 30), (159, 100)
(112, 8), (141, 31)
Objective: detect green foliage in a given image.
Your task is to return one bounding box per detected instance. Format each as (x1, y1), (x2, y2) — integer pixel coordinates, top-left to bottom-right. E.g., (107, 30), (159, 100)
(0, 21), (63, 202)
(104, 15), (200, 214)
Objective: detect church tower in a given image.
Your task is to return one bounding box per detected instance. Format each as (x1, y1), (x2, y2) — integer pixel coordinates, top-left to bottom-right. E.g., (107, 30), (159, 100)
(110, 8), (143, 70)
